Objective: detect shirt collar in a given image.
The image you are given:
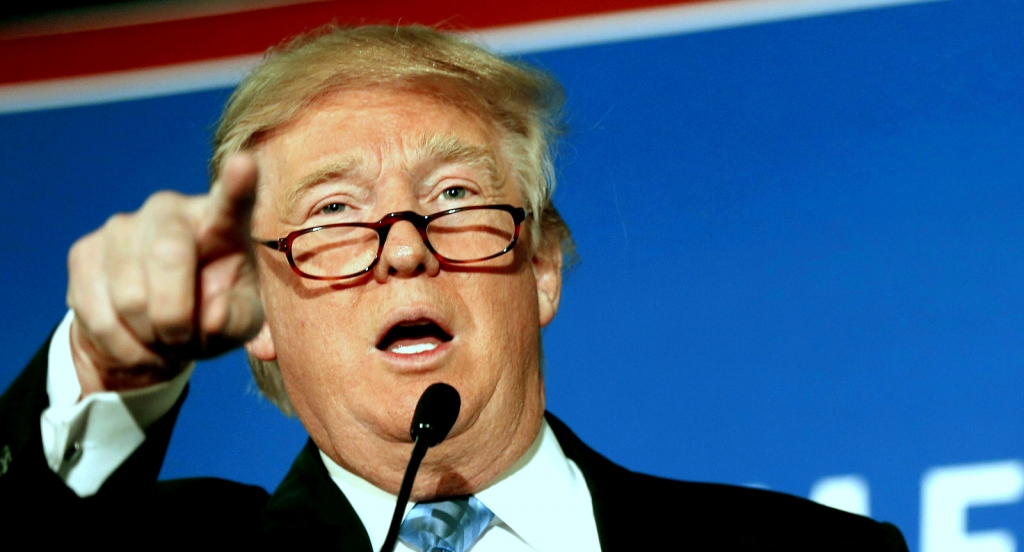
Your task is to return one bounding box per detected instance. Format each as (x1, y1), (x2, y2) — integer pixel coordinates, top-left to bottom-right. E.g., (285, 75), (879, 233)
(319, 418), (597, 552)
(320, 447), (404, 552)
(475, 418), (596, 551)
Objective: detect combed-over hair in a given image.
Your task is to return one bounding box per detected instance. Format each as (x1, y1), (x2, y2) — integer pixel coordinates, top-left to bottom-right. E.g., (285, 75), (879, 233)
(211, 25), (575, 416)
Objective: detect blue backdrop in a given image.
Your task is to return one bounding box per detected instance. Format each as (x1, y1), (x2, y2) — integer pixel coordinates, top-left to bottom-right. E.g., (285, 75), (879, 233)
(2, 1), (1022, 549)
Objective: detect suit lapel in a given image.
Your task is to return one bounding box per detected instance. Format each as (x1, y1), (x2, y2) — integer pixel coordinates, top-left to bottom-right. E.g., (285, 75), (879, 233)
(263, 438), (374, 550)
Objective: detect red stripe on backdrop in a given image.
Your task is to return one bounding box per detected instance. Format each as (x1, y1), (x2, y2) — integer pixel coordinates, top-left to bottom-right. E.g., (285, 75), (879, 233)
(0, 0), (705, 86)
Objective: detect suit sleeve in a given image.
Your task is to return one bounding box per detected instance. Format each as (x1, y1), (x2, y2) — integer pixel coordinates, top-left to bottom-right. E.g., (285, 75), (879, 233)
(0, 325), (188, 526)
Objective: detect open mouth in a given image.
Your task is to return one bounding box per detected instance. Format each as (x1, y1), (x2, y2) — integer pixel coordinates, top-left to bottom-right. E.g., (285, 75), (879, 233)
(376, 319), (453, 355)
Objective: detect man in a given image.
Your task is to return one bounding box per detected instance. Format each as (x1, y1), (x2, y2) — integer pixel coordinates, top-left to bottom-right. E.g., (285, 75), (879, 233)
(0, 25), (907, 550)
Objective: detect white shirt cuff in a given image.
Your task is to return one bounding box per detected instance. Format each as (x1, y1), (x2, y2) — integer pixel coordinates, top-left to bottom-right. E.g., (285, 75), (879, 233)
(39, 310), (193, 497)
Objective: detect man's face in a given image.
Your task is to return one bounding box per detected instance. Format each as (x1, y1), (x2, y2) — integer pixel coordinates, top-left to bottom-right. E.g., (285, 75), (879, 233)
(245, 87), (561, 485)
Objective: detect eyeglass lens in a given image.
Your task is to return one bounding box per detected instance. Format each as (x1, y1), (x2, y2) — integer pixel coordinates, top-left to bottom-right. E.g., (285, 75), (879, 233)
(290, 208), (517, 278)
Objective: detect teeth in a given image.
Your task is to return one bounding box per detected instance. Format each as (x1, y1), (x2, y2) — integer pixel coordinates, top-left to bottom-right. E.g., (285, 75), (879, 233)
(391, 343), (438, 355)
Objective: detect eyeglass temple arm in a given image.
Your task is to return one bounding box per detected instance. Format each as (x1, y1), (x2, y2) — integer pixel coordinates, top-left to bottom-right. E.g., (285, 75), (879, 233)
(255, 238), (289, 252)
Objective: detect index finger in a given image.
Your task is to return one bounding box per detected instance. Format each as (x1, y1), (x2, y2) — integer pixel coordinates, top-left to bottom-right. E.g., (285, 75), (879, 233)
(201, 152), (260, 243)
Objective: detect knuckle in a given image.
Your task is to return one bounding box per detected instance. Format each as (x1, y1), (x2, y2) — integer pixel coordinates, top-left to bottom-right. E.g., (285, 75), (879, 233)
(65, 280), (85, 311)
(98, 213), (139, 249)
(142, 190), (185, 211)
(87, 315), (122, 347)
(110, 282), (148, 315)
(67, 234), (95, 270)
(102, 212), (133, 232)
(67, 289), (95, 321)
(150, 233), (194, 266)
(67, 235), (105, 309)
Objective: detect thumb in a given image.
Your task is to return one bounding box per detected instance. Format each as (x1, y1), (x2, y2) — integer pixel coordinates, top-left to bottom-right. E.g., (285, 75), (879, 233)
(199, 268), (265, 357)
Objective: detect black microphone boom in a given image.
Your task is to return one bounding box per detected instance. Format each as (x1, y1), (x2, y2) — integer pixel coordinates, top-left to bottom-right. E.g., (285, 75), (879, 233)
(380, 383), (462, 552)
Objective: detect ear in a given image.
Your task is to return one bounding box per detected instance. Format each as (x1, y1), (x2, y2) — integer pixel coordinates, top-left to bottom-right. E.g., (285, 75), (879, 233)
(533, 235), (563, 328)
(244, 319), (277, 361)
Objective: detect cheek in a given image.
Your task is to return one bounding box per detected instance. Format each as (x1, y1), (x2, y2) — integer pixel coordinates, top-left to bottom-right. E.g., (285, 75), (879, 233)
(266, 285), (374, 434)
(459, 270), (539, 360)
(262, 277), (362, 380)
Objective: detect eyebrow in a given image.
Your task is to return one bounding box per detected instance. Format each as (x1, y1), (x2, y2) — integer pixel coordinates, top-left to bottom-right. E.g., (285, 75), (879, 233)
(282, 135), (503, 214)
(414, 133), (503, 187)
(284, 157), (362, 214)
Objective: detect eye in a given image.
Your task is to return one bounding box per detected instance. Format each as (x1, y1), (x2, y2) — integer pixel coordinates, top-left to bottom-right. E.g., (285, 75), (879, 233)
(442, 187), (467, 200)
(320, 203), (347, 215)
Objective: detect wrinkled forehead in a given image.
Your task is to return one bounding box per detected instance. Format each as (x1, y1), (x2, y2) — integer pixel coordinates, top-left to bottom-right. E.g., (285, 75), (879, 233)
(249, 87), (520, 220)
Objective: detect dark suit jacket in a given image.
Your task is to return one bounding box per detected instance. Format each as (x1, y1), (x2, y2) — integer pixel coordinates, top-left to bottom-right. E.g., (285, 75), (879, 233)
(0, 335), (908, 550)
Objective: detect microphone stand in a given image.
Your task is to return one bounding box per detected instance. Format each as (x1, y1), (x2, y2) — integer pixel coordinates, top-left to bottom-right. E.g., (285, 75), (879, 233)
(380, 383), (461, 552)
(380, 436), (429, 552)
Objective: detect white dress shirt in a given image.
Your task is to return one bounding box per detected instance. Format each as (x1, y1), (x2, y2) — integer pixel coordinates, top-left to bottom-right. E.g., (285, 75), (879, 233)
(322, 419), (601, 552)
(40, 310), (602, 551)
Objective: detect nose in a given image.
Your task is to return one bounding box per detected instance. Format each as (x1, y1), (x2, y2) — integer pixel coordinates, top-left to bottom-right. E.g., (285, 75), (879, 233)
(373, 220), (441, 281)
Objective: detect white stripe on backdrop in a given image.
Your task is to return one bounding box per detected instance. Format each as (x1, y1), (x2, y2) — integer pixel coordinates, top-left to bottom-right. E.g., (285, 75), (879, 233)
(0, 0), (943, 115)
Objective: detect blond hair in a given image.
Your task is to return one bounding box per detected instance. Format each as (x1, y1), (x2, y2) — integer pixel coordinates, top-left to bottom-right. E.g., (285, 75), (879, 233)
(212, 25), (574, 415)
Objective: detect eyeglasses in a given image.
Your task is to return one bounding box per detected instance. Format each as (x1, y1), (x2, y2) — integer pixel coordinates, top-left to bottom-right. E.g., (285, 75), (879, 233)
(257, 205), (529, 280)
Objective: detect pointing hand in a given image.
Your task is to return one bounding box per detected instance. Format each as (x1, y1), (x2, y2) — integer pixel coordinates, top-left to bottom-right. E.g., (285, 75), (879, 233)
(66, 153), (263, 395)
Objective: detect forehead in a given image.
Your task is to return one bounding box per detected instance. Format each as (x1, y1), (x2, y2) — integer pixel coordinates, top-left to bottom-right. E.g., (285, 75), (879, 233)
(253, 88), (506, 200)
(281, 87), (494, 145)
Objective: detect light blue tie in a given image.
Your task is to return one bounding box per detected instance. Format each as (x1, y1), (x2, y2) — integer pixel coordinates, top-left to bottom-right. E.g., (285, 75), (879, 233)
(398, 495), (495, 552)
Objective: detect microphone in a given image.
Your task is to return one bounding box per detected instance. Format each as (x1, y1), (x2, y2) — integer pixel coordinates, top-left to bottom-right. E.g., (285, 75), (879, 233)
(410, 382), (461, 448)
(381, 383), (462, 552)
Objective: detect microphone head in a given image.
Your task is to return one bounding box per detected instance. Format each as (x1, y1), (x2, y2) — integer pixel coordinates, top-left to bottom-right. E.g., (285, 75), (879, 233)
(410, 383), (461, 448)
